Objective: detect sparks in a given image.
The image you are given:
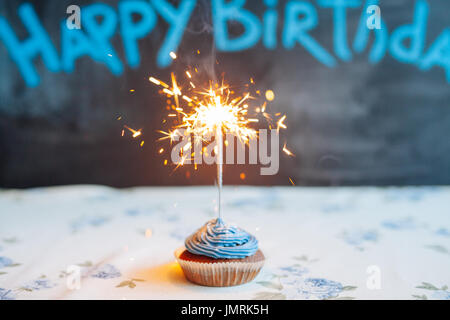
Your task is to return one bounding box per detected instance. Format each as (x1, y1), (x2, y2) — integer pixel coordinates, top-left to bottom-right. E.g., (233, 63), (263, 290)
(149, 77), (160, 85)
(265, 89), (275, 101)
(277, 114), (287, 132)
(148, 58), (290, 219)
(124, 125), (142, 138)
(150, 74), (260, 146)
(283, 143), (294, 157)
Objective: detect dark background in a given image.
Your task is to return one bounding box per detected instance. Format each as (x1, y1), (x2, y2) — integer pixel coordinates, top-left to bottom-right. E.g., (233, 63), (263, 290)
(0, 0), (449, 188)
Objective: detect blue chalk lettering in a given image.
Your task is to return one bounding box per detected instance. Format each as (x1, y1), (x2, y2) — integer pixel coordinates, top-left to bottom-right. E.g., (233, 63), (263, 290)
(120, 1), (157, 68)
(212, 0), (262, 52)
(61, 21), (99, 72)
(83, 4), (123, 74)
(0, 3), (60, 87)
(353, 0), (388, 63)
(419, 28), (450, 82)
(151, 0), (196, 67)
(263, 0), (278, 49)
(282, 1), (336, 67)
(390, 0), (429, 64)
(318, 0), (360, 62)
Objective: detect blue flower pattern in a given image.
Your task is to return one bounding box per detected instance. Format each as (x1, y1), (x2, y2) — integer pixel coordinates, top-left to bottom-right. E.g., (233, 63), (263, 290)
(1, 186), (449, 299)
(436, 228), (450, 237)
(255, 263), (351, 300)
(340, 229), (378, 250)
(382, 217), (417, 230)
(91, 264), (121, 279)
(22, 278), (56, 291)
(0, 256), (13, 268)
(0, 288), (15, 300)
(414, 282), (450, 300)
(70, 215), (110, 232)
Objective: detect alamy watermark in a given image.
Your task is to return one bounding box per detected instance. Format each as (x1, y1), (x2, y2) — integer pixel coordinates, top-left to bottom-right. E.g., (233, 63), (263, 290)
(66, 5), (81, 30)
(366, 5), (381, 30)
(366, 265), (381, 290)
(65, 265), (81, 290)
(170, 129), (280, 176)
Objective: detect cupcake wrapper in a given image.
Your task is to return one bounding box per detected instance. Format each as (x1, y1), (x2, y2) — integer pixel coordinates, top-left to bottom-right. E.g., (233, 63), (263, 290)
(175, 247), (265, 287)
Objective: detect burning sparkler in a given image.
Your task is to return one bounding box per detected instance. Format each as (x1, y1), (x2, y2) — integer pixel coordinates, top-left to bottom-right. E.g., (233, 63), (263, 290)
(124, 53), (293, 219)
(150, 72), (263, 219)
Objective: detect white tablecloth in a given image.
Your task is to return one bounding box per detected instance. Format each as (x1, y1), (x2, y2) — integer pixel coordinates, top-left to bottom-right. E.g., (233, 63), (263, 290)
(0, 186), (449, 300)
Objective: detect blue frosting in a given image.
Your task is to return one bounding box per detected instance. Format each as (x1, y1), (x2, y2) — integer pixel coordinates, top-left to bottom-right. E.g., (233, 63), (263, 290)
(185, 218), (258, 259)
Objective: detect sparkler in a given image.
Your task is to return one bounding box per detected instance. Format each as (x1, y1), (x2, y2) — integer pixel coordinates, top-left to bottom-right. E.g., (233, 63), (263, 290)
(125, 53), (293, 220)
(150, 72), (260, 219)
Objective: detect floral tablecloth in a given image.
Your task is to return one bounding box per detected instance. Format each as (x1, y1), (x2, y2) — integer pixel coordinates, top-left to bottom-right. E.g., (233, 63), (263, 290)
(0, 185), (449, 300)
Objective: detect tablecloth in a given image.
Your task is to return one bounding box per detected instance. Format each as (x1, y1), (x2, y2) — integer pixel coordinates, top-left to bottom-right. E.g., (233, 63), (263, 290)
(0, 185), (449, 300)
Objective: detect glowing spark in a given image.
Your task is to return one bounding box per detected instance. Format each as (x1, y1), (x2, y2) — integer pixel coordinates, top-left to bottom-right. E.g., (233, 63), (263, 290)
(277, 115), (287, 132)
(240, 172), (246, 180)
(140, 141), (145, 147)
(149, 77), (160, 85)
(171, 72), (181, 96)
(265, 90), (275, 101)
(283, 143), (294, 157)
(170, 51), (177, 59)
(123, 125), (142, 138)
(129, 89), (135, 92)
(186, 71), (192, 79)
(175, 154), (189, 169)
(183, 141), (192, 152)
(261, 102), (267, 112)
(163, 88), (174, 96)
(289, 177), (295, 186)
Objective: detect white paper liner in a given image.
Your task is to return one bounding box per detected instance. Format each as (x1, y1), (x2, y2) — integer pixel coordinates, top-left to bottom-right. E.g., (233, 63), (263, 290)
(174, 247), (265, 287)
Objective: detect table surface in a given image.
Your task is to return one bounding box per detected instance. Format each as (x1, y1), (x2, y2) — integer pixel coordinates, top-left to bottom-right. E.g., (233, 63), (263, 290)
(0, 185), (449, 300)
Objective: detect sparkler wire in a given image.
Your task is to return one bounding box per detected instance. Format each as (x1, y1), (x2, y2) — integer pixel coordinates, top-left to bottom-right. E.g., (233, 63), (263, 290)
(216, 125), (223, 220)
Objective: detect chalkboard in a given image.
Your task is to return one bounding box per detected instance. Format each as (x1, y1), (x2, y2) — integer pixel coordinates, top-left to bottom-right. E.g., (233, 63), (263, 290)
(0, 0), (449, 187)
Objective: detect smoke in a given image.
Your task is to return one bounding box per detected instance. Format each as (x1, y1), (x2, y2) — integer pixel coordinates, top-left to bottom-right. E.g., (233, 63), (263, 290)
(183, 0), (217, 82)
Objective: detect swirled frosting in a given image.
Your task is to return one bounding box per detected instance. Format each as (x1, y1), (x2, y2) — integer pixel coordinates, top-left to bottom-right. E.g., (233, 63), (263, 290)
(185, 218), (258, 259)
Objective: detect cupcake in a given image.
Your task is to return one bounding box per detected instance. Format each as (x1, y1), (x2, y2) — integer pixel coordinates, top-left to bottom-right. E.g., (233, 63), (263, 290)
(175, 218), (265, 287)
